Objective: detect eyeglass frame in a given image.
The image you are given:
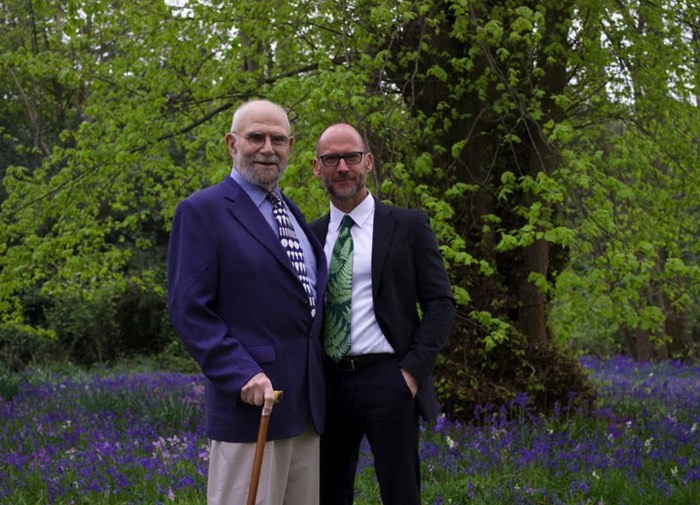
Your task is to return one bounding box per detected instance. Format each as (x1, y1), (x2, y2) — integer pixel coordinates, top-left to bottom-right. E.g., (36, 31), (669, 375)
(317, 151), (368, 168)
(232, 132), (291, 149)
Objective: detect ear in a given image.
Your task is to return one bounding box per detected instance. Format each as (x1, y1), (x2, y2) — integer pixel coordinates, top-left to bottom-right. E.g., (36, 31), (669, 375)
(224, 133), (237, 158)
(312, 157), (322, 177)
(365, 152), (374, 171)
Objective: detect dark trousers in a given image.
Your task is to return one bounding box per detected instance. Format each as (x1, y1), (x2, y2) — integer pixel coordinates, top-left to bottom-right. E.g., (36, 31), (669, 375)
(320, 354), (420, 505)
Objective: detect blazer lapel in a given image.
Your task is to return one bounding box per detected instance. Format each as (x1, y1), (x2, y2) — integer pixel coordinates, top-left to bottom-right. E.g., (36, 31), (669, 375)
(219, 177), (295, 275)
(371, 198), (396, 297)
(311, 214), (330, 244)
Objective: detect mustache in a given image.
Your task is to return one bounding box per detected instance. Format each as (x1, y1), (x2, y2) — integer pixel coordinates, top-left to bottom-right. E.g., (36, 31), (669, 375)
(333, 174), (356, 181)
(253, 155), (280, 164)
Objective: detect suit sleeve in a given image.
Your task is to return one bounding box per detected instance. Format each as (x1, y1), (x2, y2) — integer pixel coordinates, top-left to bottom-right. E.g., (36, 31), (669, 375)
(167, 197), (262, 397)
(399, 211), (456, 385)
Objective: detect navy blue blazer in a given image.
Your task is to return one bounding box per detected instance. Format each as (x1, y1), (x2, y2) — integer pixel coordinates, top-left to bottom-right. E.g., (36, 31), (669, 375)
(310, 198), (455, 421)
(167, 176), (328, 442)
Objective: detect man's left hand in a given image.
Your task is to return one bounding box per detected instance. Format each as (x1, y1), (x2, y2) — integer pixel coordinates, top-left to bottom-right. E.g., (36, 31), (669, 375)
(400, 369), (418, 398)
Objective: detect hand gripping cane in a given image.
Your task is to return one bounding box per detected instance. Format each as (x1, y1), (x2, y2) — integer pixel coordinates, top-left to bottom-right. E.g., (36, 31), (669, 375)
(246, 390), (283, 505)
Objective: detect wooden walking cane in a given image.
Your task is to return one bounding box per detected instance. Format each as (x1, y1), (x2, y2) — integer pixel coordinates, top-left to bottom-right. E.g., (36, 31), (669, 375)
(246, 390), (283, 505)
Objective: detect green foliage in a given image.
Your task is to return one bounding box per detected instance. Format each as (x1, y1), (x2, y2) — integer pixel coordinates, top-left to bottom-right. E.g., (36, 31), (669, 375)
(0, 368), (24, 401)
(435, 331), (596, 419)
(0, 280), (173, 368)
(550, 121), (700, 358)
(2, 0), (700, 416)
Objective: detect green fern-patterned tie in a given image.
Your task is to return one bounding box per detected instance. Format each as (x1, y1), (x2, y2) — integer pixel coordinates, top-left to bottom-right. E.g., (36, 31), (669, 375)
(324, 215), (354, 362)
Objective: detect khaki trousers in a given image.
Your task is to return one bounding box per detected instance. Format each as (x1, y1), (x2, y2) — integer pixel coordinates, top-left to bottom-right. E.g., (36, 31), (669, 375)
(207, 423), (319, 505)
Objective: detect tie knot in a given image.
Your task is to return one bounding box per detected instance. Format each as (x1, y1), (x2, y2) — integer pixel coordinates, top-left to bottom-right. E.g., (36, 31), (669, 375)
(340, 214), (354, 230)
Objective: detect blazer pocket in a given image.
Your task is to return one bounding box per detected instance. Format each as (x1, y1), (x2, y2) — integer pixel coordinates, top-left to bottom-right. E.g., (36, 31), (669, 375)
(245, 344), (276, 364)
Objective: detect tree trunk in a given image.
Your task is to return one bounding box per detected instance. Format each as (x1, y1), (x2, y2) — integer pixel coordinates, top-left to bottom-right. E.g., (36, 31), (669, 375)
(516, 239), (549, 345)
(665, 305), (692, 358)
(634, 328), (654, 362)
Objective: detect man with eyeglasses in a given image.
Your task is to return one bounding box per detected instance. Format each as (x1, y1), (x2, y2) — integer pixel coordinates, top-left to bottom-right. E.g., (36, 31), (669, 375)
(310, 123), (455, 505)
(168, 99), (327, 505)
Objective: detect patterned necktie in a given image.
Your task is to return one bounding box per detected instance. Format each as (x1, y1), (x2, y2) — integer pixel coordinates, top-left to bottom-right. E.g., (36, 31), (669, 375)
(267, 192), (316, 316)
(324, 214), (354, 362)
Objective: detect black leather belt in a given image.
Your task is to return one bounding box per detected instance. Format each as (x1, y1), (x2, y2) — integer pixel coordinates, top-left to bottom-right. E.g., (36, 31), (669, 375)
(335, 353), (393, 372)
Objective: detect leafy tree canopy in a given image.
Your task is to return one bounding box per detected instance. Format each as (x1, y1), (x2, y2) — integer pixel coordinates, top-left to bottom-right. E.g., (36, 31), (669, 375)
(2, 0), (700, 413)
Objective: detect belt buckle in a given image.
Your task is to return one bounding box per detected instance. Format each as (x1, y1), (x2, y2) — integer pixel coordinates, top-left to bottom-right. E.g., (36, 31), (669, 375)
(337, 356), (357, 372)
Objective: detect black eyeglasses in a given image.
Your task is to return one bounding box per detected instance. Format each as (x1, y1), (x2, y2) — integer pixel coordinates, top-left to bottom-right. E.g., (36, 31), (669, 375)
(236, 132), (290, 148)
(318, 151), (365, 168)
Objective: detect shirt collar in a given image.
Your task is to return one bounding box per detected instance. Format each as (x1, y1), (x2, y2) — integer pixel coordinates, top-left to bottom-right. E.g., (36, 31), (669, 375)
(230, 167), (279, 208)
(329, 192), (374, 231)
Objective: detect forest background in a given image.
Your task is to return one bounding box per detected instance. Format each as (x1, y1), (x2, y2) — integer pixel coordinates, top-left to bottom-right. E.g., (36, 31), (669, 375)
(2, 0), (699, 420)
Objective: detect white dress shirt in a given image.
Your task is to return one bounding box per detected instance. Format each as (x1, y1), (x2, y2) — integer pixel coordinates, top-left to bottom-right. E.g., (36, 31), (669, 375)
(324, 194), (395, 356)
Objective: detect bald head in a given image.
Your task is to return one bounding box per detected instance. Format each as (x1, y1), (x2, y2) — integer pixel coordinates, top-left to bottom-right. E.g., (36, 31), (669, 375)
(231, 100), (291, 135)
(315, 123), (367, 155)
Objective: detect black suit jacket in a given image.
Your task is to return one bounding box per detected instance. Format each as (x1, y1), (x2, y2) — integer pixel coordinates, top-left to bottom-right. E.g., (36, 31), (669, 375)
(310, 197), (455, 421)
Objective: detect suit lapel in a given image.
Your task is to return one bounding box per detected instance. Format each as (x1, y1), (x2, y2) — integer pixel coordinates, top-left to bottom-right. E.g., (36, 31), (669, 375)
(311, 214), (330, 243)
(371, 198), (396, 298)
(219, 177), (296, 275)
